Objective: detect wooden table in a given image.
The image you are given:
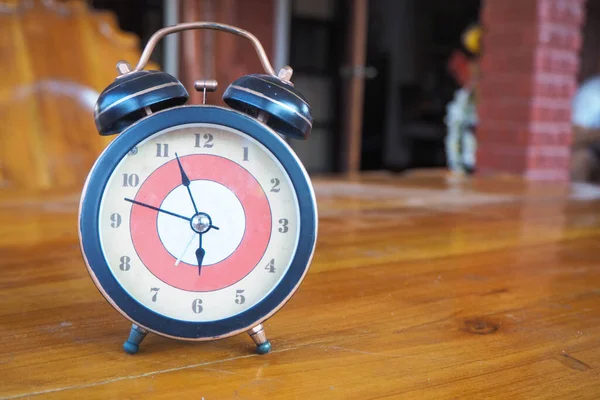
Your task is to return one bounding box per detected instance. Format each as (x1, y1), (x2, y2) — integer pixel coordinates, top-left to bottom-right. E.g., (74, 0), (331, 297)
(2, 171), (600, 399)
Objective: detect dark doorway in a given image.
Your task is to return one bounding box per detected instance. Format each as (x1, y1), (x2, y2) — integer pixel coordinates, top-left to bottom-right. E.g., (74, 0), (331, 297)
(362, 0), (481, 171)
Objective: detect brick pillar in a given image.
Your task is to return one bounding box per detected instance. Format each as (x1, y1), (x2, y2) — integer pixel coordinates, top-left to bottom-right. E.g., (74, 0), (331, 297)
(477, 0), (586, 181)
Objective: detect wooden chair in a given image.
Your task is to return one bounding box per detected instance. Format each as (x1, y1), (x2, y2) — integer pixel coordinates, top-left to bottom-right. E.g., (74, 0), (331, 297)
(0, 0), (154, 190)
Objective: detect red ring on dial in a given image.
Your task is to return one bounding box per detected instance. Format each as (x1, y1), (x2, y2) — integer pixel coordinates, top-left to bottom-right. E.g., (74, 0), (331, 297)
(130, 154), (272, 292)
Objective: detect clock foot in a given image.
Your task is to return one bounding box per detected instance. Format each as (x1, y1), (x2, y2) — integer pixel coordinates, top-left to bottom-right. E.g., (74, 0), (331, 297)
(123, 324), (148, 355)
(248, 324), (271, 354)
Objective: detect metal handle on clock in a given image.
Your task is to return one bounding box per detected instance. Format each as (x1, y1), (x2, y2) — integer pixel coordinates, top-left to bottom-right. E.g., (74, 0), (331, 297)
(133, 22), (276, 77)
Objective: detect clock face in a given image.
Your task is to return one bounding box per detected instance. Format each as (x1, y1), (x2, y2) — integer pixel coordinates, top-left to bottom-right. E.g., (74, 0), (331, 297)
(97, 123), (300, 322)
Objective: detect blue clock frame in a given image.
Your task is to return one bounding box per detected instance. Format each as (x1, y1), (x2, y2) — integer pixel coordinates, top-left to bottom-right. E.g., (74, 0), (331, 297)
(79, 105), (317, 340)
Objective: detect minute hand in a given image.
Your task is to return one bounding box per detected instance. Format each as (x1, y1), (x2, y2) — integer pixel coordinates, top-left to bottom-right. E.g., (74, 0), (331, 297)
(124, 198), (191, 222)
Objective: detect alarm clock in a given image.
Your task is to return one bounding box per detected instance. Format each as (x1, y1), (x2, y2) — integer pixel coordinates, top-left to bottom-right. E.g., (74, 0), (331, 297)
(78, 22), (317, 355)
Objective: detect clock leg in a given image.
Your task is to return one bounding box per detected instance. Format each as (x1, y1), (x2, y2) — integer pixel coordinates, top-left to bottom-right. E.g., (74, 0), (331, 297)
(123, 324), (148, 355)
(248, 324), (271, 354)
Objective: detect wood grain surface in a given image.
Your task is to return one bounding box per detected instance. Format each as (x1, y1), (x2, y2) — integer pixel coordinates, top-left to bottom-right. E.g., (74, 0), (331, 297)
(1, 170), (599, 399)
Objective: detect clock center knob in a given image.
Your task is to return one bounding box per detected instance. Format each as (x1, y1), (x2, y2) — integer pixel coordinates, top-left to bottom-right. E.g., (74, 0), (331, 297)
(190, 212), (212, 234)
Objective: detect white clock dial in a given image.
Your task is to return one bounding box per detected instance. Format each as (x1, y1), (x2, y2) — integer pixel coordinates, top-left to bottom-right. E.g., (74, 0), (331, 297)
(98, 124), (300, 322)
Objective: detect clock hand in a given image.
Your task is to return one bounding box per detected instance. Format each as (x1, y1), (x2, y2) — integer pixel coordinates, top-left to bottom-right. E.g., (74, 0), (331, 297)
(174, 154), (220, 231)
(195, 233), (205, 276)
(175, 232), (197, 266)
(175, 153), (199, 214)
(124, 198), (191, 222)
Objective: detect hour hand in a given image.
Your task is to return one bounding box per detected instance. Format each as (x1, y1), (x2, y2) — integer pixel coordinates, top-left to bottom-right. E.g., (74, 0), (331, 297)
(175, 153), (198, 213)
(195, 235), (205, 276)
(195, 247), (205, 276)
(175, 152), (191, 186)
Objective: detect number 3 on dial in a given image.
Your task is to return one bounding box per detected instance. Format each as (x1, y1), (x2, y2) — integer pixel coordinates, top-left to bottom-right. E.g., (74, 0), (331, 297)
(278, 218), (289, 233)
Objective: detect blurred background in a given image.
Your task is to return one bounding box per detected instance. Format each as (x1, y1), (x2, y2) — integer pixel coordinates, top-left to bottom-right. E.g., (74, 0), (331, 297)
(1, 0), (599, 190)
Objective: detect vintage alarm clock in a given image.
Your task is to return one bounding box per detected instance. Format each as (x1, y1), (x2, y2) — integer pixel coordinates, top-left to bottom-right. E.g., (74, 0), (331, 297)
(78, 22), (317, 355)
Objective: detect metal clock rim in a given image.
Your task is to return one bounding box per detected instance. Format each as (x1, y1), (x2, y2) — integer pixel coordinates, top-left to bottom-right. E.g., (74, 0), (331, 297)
(78, 105), (318, 341)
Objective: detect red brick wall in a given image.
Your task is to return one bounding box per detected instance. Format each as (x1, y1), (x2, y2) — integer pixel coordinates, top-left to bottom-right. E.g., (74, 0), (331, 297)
(477, 0), (586, 181)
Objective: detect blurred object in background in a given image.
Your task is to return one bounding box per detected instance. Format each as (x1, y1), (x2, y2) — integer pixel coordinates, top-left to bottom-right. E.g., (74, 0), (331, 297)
(444, 85), (477, 174)
(287, 0), (345, 174)
(0, 0), (156, 190)
(462, 22), (481, 56)
(444, 23), (480, 175)
(363, 0), (481, 173)
(572, 77), (600, 129)
(572, 0), (600, 184)
(91, 0), (164, 66)
(571, 76), (600, 183)
(2, 0), (597, 184)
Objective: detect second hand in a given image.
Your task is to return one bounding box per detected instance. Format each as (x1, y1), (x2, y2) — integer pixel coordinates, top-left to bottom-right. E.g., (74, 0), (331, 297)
(175, 232), (197, 266)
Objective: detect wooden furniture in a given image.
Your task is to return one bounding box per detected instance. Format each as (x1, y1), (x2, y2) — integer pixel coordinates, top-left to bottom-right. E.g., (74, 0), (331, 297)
(2, 171), (600, 398)
(0, 0), (155, 190)
(340, 0), (368, 174)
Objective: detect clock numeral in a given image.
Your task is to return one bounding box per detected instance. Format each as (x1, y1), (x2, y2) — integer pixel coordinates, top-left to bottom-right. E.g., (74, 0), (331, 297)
(195, 133), (214, 148)
(265, 258), (276, 273)
(110, 213), (122, 228)
(278, 218), (289, 233)
(119, 256), (131, 271)
(122, 173), (139, 187)
(129, 147), (138, 155)
(270, 178), (281, 193)
(155, 143), (169, 157)
(150, 287), (160, 302)
(191, 298), (203, 314)
(243, 146), (249, 161)
(235, 289), (246, 304)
